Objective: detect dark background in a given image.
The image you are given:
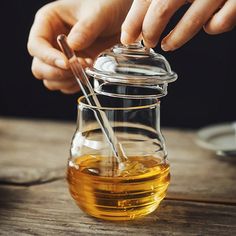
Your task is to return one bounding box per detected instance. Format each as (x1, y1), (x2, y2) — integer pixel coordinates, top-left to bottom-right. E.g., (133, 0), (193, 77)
(1, 1), (235, 129)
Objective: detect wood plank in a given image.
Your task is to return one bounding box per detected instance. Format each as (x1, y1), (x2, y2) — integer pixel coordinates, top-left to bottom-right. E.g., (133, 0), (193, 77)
(0, 118), (73, 185)
(0, 180), (235, 236)
(0, 118), (235, 203)
(164, 129), (236, 203)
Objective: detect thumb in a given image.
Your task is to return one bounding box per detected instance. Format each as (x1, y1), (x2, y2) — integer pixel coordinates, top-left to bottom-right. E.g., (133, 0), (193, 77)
(67, 16), (105, 51)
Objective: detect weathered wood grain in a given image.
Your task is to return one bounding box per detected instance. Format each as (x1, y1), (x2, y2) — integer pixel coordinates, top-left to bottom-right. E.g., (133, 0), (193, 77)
(0, 118), (236, 235)
(0, 180), (235, 236)
(165, 129), (236, 204)
(0, 118), (235, 203)
(0, 118), (74, 185)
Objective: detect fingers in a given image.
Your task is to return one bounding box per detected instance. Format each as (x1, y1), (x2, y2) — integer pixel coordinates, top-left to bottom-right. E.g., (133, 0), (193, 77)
(161, 0), (225, 51)
(76, 33), (121, 59)
(43, 80), (80, 94)
(121, 0), (151, 45)
(204, 0), (236, 34)
(28, 37), (68, 70)
(32, 57), (80, 94)
(28, 6), (69, 70)
(32, 58), (72, 81)
(67, 12), (106, 51)
(28, 4), (81, 94)
(142, 0), (186, 48)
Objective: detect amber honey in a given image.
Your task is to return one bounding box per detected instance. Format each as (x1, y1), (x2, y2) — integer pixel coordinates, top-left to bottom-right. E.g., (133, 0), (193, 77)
(67, 155), (170, 221)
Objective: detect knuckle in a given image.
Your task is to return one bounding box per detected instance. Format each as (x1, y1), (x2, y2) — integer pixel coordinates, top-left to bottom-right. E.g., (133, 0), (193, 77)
(31, 59), (42, 79)
(27, 40), (34, 56)
(34, 4), (52, 21)
(34, 8), (47, 22)
(27, 5), (53, 58)
(187, 14), (203, 28)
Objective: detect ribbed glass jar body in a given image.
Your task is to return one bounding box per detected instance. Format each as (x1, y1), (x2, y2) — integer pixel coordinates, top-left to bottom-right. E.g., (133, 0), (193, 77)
(67, 94), (170, 221)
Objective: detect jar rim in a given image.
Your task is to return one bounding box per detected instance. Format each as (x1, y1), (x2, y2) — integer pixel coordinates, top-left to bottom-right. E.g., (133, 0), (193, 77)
(77, 95), (159, 111)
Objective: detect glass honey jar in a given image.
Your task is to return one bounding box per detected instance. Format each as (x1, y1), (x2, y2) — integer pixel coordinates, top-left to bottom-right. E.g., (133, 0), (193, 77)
(67, 42), (177, 221)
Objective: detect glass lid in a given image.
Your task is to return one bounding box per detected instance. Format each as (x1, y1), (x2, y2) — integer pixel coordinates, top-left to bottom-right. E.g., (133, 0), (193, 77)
(86, 42), (177, 98)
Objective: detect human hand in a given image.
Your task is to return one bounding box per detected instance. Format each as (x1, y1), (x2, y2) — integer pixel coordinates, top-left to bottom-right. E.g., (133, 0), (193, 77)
(121, 0), (236, 51)
(28, 0), (132, 94)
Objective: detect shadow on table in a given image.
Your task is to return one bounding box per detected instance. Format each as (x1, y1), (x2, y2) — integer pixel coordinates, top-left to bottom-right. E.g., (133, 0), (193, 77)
(82, 200), (235, 235)
(216, 155), (236, 165)
(0, 185), (29, 213)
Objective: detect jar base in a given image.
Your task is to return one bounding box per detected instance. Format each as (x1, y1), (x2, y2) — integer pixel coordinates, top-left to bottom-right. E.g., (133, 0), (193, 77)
(74, 198), (162, 221)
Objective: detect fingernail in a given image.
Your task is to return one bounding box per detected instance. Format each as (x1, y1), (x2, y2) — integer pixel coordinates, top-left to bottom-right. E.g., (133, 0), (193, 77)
(161, 30), (174, 51)
(161, 42), (171, 51)
(121, 31), (130, 45)
(55, 59), (67, 69)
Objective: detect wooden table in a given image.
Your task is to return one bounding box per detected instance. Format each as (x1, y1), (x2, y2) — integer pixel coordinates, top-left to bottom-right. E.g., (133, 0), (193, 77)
(0, 118), (235, 235)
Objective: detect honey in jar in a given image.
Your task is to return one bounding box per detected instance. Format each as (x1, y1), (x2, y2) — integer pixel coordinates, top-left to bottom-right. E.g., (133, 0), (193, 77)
(67, 155), (170, 220)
